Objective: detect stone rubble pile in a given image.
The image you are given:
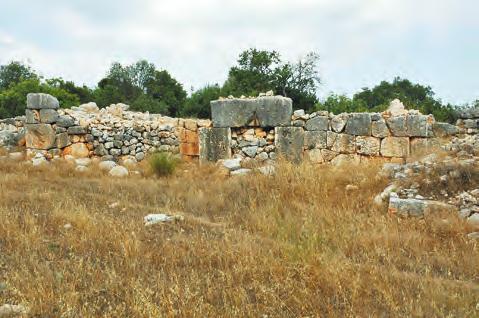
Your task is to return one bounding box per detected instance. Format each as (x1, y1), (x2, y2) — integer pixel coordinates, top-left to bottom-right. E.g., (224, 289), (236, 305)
(373, 108), (479, 238)
(231, 127), (276, 161)
(0, 117), (25, 149)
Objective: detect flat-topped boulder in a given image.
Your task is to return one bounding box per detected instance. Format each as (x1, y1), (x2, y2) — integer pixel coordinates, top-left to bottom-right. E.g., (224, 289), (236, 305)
(27, 93), (59, 109)
(211, 96), (292, 128)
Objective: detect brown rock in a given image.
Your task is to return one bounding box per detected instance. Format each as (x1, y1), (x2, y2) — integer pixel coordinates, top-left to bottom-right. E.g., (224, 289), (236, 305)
(25, 124), (56, 149)
(63, 143), (89, 158)
(184, 119), (198, 131)
(380, 137), (409, 157)
(180, 142), (199, 156)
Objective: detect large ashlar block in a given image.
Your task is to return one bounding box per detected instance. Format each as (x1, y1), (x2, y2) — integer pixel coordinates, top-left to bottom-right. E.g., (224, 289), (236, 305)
(27, 93), (59, 109)
(410, 138), (441, 156)
(305, 116), (329, 131)
(274, 126), (304, 163)
(304, 131), (327, 149)
(199, 127), (231, 163)
(211, 96), (292, 128)
(406, 114), (433, 137)
(386, 116), (408, 137)
(380, 137), (409, 157)
(344, 113), (371, 136)
(25, 123), (56, 150)
(356, 136), (380, 155)
(331, 133), (355, 154)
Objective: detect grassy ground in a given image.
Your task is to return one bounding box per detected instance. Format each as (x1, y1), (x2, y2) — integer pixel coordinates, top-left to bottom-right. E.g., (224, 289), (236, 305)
(0, 159), (477, 317)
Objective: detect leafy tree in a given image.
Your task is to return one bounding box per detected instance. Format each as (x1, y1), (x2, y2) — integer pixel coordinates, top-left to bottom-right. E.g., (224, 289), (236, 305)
(0, 61), (38, 91)
(315, 94), (366, 114)
(180, 84), (222, 118)
(46, 78), (93, 104)
(352, 77), (457, 122)
(222, 49), (320, 111)
(94, 60), (186, 116)
(0, 79), (79, 118)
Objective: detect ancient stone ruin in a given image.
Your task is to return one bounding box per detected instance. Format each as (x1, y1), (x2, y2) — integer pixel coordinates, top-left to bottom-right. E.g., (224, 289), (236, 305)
(0, 93), (477, 169)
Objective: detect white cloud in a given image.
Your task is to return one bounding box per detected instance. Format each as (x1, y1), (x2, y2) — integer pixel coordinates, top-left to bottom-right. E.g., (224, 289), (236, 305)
(0, 0), (477, 103)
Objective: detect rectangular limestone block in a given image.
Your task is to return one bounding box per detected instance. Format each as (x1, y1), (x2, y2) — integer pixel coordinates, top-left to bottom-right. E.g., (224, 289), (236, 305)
(330, 133), (355, 154)
(406, 114), (433, 137)
(380, 137), (409, 157)
(25, 109), (40, 124)
(304, 131), (327, 149)
(39, 109), (59, 124)
(305, 116), (329, 131)
(344, 113), (371, 136)
(180, 142), (199, 156)
(199, 127), (231, 163)
(25, 123), (56, 150)
(211, 96), (292, 128)
(274, 126), (304, 163)
(355, 136), (380, 155)
(410, 138), (441, 156)
(179, 128), (198, 144)
(27, 93), (59, 109)
(386, 116), (408, 137)
(55, 132), (71, 148)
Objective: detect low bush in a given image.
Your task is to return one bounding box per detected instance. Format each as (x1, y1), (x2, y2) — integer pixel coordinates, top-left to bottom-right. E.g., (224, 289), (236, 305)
(148, 152), (179, 177)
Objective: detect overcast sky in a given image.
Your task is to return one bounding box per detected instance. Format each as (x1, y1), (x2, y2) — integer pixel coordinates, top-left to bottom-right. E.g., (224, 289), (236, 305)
(1, 0), (478, 104)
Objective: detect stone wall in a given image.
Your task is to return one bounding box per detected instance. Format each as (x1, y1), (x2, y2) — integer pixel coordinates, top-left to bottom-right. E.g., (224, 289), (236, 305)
(199, 97), (463, 165)
(0, 93), (477, 167)
(17, 93), (210, 163)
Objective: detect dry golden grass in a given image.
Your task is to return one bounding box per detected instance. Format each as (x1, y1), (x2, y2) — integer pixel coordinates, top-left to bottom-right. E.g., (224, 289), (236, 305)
(0, 158), (477, 317)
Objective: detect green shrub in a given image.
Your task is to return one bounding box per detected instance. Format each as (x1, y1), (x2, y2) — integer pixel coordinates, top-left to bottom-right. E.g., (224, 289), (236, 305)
(148, 152), (179, 177)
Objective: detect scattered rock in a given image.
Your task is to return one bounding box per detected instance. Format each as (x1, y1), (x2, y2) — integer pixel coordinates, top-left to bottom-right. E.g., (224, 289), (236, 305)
(109, 165), (129, 177)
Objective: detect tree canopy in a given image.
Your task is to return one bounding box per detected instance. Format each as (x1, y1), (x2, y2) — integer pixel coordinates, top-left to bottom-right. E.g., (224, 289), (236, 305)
(0, 57), (474, 122)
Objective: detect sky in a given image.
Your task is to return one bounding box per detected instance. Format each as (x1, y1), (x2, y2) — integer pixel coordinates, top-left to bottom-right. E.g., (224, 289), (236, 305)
(0, 0), (478, 104)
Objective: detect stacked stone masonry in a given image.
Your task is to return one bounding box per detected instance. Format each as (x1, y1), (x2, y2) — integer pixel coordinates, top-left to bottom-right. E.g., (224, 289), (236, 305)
(200, 97), (471, 164)
(15, 93), (210, 162)
(0, 93), (477, 165)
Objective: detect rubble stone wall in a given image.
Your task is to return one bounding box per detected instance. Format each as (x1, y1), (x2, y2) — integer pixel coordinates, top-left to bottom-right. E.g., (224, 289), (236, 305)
(0, 93), (478, 166)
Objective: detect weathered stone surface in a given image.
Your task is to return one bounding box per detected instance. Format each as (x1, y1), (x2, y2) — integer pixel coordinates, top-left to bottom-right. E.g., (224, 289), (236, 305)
(55, 132), (71, 148)
(330, 114), (348, 133)
(410, 138), (441, 156)
(380, 137), (409, 157)
(39, 109), (59, 124)
(199, 127), (231, 163)
(109, 165), (129, 177)
(371, 119), (389, 138)
(27, 93), (59, 109)
(305, 116), (328, 131)
(331, 133), (355, 154)
(321, 149), (338, 162)
(242, 146), (258, 158)
(64, 143), (89, 158)
(389, 196), (457, 217)
(304, 131), (327, 149)
(25, 109), (40, 124)
(386, 99), (408, 116)
(211, 97), (292, 128)
(356, 136), (380, 155)
(458, 107), (479, 119)
(221, 158), (242, 171)
(179, 142), (199, 156)
(67, 126), (87, 135)
(25, 124), (56, 149)
(406, 114), (431, 137)
(386, 116), (408, 137)
(56, 115), (75, 128)
(99, 160), (116, 171)
(432, 122), (458, 137)
(344, 113), (371, 136)
(331, 154), (360, 166)
(274, 126), (304, 163)
(306, 148), (323, 163)
(388, 197), (426, 217)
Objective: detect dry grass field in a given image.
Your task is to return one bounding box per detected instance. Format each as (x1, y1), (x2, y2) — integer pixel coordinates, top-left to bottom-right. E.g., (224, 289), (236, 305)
(0, 158), (478, 317)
